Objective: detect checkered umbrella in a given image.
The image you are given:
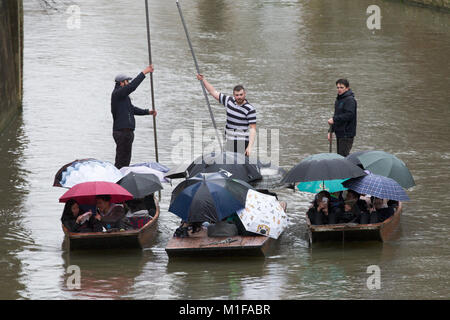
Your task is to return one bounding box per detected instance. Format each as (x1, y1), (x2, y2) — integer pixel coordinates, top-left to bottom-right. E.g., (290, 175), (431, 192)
(342, 173), (410, 201)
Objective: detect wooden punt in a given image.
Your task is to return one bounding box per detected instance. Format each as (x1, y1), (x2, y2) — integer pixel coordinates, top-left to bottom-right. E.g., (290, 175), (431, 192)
(62, 199), (160, 251)
(307, 202), (402, 244)
(165, 228), (273, 258)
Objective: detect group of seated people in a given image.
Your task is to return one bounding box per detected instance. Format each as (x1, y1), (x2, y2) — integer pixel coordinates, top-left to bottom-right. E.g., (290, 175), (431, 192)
(61, 194), (156, 233)
(307, 190), (398, 226)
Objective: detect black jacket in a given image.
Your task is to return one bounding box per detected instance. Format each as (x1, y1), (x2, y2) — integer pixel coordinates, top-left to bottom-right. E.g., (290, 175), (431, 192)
(332, 89), (357, 138)
(111, 72), (149, 131)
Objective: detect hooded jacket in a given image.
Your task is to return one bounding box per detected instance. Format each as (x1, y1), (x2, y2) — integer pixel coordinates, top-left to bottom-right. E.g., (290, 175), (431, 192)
(331, 89), (357, 138)
(111, 72), (149, 131)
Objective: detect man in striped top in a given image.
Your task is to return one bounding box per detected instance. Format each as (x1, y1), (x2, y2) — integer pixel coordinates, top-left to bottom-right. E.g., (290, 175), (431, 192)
(196, 74), (256, 156)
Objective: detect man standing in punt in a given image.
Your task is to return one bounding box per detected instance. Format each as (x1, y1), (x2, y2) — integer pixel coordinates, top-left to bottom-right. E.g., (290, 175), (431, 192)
(196, 74), (256, 157)
(111, 65), (157, 169)
(328, 79), (357, 157)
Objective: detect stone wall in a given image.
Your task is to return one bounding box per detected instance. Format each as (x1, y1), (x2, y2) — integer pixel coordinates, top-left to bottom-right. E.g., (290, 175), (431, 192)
(396, 0), (450, 11)
(0, 0), (23, 132)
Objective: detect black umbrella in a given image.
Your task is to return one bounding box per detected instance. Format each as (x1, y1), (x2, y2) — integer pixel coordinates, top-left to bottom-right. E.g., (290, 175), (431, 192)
(117, 172), (163, 199)
(186, 152), (262, 183)
(281, 158), (366, 184)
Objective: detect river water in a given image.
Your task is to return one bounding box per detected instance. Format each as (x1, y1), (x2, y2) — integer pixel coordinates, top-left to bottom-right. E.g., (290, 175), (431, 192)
(0, 0), (449, 299)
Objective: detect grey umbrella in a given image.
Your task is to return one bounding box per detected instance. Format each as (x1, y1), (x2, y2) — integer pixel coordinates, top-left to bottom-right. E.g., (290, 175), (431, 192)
(117, 172), (163, 199)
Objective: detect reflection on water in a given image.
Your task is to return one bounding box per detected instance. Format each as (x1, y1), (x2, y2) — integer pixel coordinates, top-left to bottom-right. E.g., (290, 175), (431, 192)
(0, 115), (32, 299)
(1, 0), (448, 299)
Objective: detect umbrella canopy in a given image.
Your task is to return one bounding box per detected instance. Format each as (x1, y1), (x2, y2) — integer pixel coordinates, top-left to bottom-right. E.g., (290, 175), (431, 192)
(281, 157), (366, 184)
(342, 173), (410, 201)
(164, 161), (191, 179)
(297, 179), (348, 194)
(303, 153), (344, 161)
(117, 172), (163, 199)
(53, 159), (123, 188)
(251, 161), (287, 189)
(120, 166), (167, 183)
(186, 152), (262, 183)
(59, 181), (133, 205)
(345, 151), (367, 167)
(355, 151), (415, 189)
(169, 172), (253, 223)
(237, 189), (288, 239)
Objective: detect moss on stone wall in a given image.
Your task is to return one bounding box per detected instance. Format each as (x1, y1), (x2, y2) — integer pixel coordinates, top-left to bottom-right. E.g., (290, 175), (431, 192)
(0, 0), (23, 132)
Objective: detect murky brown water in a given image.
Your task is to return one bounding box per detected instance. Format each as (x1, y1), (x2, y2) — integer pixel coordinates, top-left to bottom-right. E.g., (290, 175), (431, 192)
(0, 0), (449, 299)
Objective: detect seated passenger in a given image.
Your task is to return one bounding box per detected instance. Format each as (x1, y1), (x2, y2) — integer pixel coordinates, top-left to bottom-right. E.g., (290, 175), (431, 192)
(94, 195), (132, 231)
(125, 199), (152, 229)
(61, 199), (102, 233)
(307, 191), (335, 225)
(342, 190), (372, 224)
(370, 197), (395, 222)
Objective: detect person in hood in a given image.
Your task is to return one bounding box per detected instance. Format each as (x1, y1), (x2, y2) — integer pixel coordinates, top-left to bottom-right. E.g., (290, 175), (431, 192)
(111, 65), (157, 169)
(327, 79), (357, 156)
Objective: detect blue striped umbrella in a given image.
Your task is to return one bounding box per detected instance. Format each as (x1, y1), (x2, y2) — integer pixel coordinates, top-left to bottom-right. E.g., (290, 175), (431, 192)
(342, 173), (410, 201)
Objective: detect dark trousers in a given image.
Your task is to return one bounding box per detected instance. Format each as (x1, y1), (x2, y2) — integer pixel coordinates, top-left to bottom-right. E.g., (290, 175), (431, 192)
(225, 139), (249, 154)
(113, 129), (134, 169)
(336, 137), (354, 157)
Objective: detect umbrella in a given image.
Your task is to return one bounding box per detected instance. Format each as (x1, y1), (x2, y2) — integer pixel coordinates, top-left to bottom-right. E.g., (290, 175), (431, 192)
(281, 157), (366, 184)
(59, 181), (133, 205)
(236, 189), (288, 239)
(117, 172), (163, 199)
(164, 161), (192, 179)
(303, 153), (344, 161)
(129, 161), (170, 173)
(251, 161), (287, 190)
(345, 151), (367, 167)
(169, 172), (253, 223)
(53, 159), (123, 188)
(352, 151), (415, 189)
(120, 166), (167, 183)
(186, 151), (262, 183)
(297, 179), (348, 194)
(342, 173), (410, 201)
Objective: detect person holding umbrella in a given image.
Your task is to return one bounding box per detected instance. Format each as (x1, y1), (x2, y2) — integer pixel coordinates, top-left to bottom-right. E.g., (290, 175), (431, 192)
(112, 65), (158, 169)
(327, 79), (357, 157)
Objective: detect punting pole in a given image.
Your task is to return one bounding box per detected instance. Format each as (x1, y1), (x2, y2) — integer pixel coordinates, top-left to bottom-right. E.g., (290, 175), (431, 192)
(176, 0), (224, 153)
(144, 0), (161, 199)
(329, 125), (333, 153)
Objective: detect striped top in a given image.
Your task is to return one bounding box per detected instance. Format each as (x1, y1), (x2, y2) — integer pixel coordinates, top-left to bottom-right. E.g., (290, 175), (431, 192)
(219, 93), (256, 141)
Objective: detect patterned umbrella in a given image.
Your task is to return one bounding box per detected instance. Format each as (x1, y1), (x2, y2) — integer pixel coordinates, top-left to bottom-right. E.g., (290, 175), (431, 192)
(54, 159), (123, 188)
(236, 189), (288, 239)
(342, 173), (410, 201)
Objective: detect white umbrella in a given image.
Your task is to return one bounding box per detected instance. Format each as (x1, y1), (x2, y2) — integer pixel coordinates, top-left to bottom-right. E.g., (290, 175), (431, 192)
(119, 166), (166, 183)
(236, 189), (288, 239)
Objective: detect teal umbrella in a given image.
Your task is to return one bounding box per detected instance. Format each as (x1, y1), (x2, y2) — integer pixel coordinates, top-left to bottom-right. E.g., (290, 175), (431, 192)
(297, 179), (348, 193)
(355, 151), (415, 189)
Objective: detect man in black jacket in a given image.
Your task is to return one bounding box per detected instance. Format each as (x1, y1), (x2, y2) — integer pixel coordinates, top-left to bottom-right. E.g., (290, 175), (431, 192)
(111, 65), (157, 169)
(327, 79), (357, 156)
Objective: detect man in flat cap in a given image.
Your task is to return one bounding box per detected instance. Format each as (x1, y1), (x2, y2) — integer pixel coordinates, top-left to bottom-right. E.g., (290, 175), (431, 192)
(111, 65), (157, 169)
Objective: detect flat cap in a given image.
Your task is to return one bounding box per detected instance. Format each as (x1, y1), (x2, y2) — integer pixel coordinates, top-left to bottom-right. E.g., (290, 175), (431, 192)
(115, 74), (132, 83)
